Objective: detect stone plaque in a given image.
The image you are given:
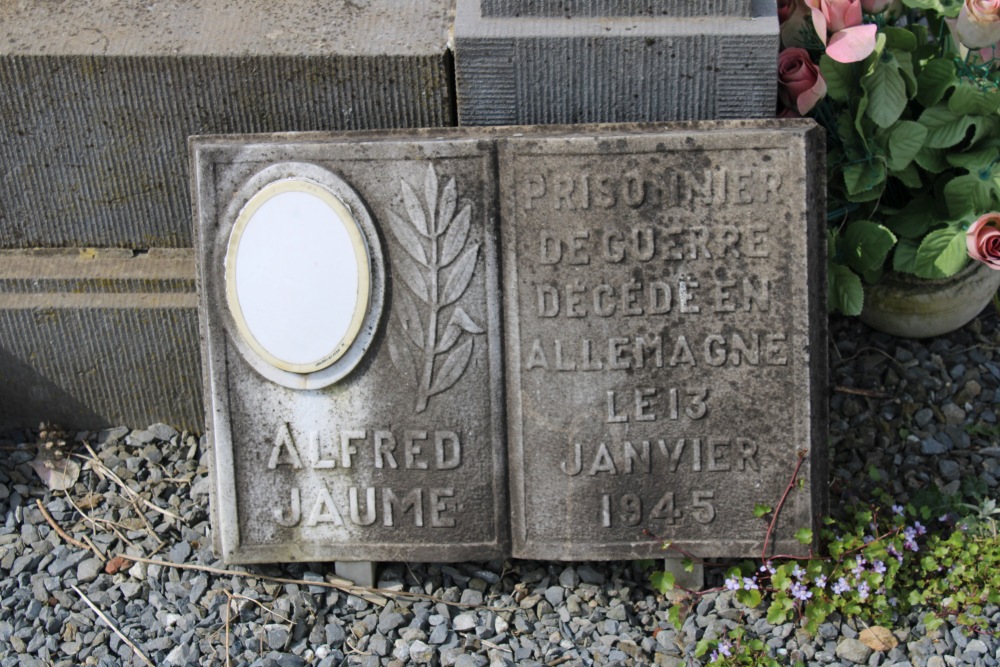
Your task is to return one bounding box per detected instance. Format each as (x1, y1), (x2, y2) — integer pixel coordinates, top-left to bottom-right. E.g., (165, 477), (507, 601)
(193, 121), (826, 564)
(192, 133), (507, 563)
(499, 122), (827, 559)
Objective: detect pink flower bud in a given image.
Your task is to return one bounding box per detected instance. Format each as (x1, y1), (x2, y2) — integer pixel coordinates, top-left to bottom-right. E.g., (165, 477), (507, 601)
(967, 212), (1000, 269)
(778, 48), (828, 114)
(955, 0), (1000, 48)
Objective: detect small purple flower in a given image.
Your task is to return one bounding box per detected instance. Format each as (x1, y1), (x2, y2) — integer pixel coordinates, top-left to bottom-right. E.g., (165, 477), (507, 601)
(914, 521), (926, 536)
(791, 582), (813, 601)
(857, 581), (870, 601)
(743, 577), (759, 591)
(760, 561), (776, 575)
(863, 535), (874, 544)
(892, 504), (904, 516)
(904, 526), (917, 541)
(832, 578), (850, 595)
(904, 538), (919, 552)
(815, 574), (827, 589)
(939, 513), (949, 523)
(710, 650), (719, 662)
(791, 565), (806, 581)
(718, 641), (732, 658)
(725, 576), (741, 591)
(873, 560), (886, 574)
(852, 556), (866, 576)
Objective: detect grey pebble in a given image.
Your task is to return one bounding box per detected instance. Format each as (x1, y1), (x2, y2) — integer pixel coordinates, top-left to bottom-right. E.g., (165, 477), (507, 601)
(836, 638), (874, 663)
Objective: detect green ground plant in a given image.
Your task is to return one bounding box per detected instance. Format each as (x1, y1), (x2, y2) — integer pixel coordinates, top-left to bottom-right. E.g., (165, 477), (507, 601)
(651, 481), (1000, 665)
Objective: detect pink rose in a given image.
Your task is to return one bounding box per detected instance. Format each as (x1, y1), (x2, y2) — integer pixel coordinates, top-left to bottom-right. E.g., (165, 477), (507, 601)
(954, 0), (1000, 48)
(805, 0), (878, 62)
(778, 48), (828, 114)
(967, 212), (1000, 269)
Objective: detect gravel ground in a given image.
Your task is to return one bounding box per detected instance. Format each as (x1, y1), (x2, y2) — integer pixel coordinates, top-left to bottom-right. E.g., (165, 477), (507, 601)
(3, 312), (1000, 667)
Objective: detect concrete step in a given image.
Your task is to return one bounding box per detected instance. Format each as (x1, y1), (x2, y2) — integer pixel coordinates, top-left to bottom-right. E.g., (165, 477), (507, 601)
(0, 0), (454, 249)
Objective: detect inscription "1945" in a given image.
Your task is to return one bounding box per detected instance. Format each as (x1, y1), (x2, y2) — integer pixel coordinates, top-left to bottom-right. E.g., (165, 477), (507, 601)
(601, 490), (716, 527)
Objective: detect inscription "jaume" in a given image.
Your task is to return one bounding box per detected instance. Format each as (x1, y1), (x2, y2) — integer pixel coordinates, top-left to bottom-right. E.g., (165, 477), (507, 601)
(387, 164), (484, 413)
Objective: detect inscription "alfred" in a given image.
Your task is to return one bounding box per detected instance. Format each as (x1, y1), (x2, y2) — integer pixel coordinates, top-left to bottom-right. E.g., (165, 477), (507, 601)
(266, 424), (463, 470)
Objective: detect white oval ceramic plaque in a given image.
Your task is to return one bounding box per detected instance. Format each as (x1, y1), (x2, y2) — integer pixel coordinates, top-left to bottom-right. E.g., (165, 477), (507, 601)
(225, 179), (371, 374)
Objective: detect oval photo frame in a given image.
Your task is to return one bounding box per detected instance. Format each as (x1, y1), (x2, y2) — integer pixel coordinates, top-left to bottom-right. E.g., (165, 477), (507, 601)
(218, 163), (384, 390)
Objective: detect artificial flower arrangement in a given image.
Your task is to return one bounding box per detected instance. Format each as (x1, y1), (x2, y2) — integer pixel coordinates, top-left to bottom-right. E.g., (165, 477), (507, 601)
(778, 0), (1000, 315)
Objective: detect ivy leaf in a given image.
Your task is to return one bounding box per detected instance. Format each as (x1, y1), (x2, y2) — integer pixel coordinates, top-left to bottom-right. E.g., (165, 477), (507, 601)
(795, 527), (814, 545)
(919, 105), (975, 149)
(650, 571), (675, 594)
(843, 220), (897, 273)
(767, 601), (789, 625)
(863, 53), (908, 128)
(916, 59), (957, 108)
(887, 121), (927, 171)
(828, 262), (865, 316)
(914, 226), (970, 278)
(753, 503), (773, 518)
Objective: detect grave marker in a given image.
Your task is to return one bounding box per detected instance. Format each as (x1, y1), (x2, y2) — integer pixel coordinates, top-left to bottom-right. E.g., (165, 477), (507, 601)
(192, 122), (826, 564)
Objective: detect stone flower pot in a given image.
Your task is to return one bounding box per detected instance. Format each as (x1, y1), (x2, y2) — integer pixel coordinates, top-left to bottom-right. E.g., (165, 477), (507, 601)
(860, 261), (1000, 338)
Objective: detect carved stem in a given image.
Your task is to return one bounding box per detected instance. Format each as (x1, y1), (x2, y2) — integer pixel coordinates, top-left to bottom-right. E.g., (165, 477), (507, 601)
(417, 201), (440, 412)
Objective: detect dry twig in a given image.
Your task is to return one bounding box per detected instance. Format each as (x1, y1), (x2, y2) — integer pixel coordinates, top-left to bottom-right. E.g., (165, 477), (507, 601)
(71, 584), (155, 667)
(35, 499), (91, 551)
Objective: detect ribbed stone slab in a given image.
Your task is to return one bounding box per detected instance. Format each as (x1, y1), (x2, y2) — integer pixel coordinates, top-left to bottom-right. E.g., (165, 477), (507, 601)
(481, 0), (750, 18)
(0, 0), (453, 249)
(454, 0), (776, 125)
(192, 131), (508, 563)
(0, 250), (201, 431)
(499, 121), (827, 559)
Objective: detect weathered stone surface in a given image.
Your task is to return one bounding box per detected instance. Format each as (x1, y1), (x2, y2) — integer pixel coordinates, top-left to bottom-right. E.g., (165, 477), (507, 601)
(0, 0), (453, 249)
(498, 121), (827, 559)
(0, 249), (201, 431)
(454, 0), (777, 126)
(194, 122), (824, 563)
(193, 129), (508, 563)
(480, 0), (750, 17)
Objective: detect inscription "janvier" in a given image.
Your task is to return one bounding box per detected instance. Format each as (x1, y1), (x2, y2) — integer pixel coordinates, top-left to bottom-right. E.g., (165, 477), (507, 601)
(561, 437), (759, 476)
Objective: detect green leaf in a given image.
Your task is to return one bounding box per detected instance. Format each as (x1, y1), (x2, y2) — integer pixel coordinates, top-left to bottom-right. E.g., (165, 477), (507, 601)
(694, 638), (713, 658)
(864, 55), (908, 128)
(843, 159), (887, 196)
(915, 146), (950, 173)
(887, 121), (928, 171)
(795, 527), (814, 545)
(666, 605), (682, 630)
(893, 237), (921, 274)
(843, 220), (898, 273)
(753, 503), (773, 518)
(946, 146), (999, 170)
(682, 557), (694, 572)
(767, 601), (789, 625)
(883, 27), (917, 51)
(893, 163), (923, 188)
(821, 55), (855, 103)
(903, 0), (962, 15)
(949, 84), (1000, 116)
(828, 262), (865, 316)
(920, 105), (974, 149)
(944, 173), (995, 216)
(916, 59), (957, 108)
(915, 226), (970, 278)
(650, 571), (675, 594)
